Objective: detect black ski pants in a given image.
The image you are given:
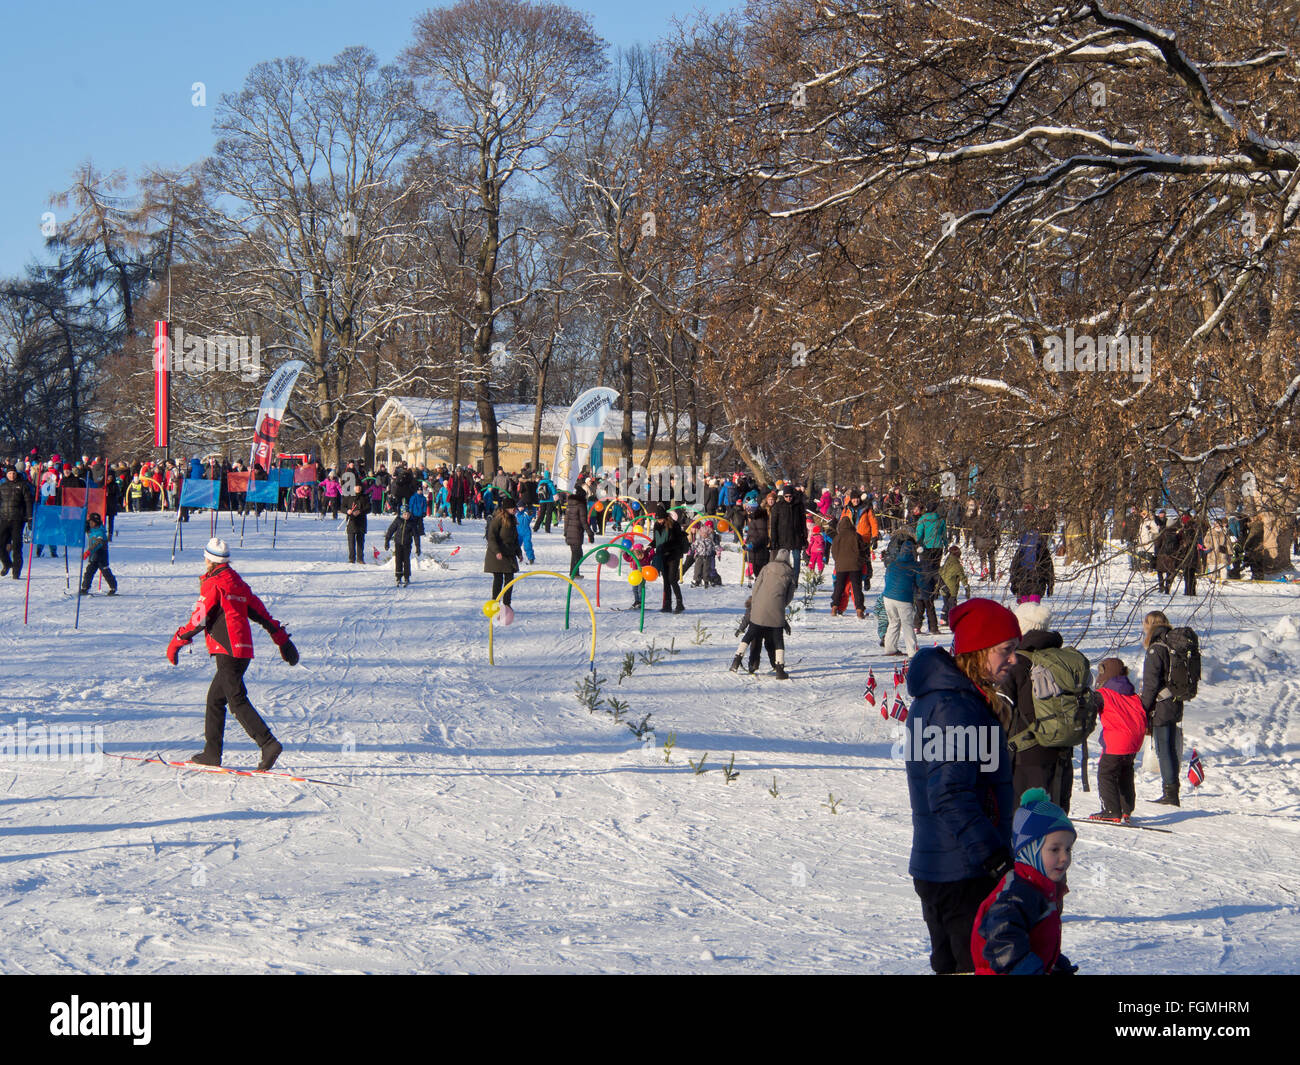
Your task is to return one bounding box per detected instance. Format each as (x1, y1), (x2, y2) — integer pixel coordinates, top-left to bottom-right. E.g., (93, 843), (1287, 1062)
(205, 655), (273, 754)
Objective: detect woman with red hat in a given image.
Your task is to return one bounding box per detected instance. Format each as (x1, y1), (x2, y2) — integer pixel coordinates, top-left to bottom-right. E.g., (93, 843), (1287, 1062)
(905, 597), (1018, 973)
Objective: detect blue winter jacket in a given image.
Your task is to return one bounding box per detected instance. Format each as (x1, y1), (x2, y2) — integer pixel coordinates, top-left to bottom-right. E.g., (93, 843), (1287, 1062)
(719, 481), (738, 508)
(85, 525), (109, 566)
(905, 648), (1014, 882)
(883, 544), (925, 602)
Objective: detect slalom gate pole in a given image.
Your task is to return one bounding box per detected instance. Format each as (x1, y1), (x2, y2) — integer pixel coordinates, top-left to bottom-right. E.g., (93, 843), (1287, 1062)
(240, 506), (248, 547)
(23, 537), (34, 625)
(170, 498), (183, 564)
(74, 550), (87, 630)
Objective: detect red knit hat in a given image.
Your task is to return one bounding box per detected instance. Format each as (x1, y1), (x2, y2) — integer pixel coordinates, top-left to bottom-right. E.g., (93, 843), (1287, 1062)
(950, 598), (1021, 655)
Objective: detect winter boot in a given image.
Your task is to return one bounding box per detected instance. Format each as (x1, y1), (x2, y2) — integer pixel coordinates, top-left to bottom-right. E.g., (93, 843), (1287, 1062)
(729, 654), (743, 673)
(258, 739), (283, 772)
(190, 749), (222, 767)
(856, 608), (866, 619)
(773, 649), (789, 680)
(1152, 783), (1180, 806)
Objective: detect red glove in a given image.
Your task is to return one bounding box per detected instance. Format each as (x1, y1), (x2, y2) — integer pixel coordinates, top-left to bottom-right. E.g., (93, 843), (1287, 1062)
(82, 550), (90, 560)
(166, 635), (188, 665)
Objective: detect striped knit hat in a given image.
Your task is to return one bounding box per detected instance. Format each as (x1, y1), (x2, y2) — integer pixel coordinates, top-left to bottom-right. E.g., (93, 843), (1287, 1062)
(1012, 787), (1076, 875)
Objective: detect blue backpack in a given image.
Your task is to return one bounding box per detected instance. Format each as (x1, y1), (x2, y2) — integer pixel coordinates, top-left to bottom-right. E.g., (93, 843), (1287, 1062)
(407, 492), (427, 518)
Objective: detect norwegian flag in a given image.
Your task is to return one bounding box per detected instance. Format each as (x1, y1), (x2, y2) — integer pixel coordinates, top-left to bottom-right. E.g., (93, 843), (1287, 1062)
(890, 693), (908, 722)
(892, 667), (903, 687)
(863, 686), (876, 709)
(1187, 748), (1205, 787)
(901, 659), (910, 681)
(865, 668), (877, 693)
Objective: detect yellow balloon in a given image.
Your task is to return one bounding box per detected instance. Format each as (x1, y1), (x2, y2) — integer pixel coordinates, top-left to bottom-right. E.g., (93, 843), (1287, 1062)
(632, 524), (644, 534)
(642, 565), (659, 582)
(628, 571), (643, 586)
(482, 600), (501, 618)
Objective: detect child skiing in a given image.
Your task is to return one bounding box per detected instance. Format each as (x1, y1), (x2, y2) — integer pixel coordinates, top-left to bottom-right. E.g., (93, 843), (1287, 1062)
(165, 538), (299, 770)
(1089, 657), (1147, 823)
(385, 505), (419, 586)
(79, 512), (117, 596)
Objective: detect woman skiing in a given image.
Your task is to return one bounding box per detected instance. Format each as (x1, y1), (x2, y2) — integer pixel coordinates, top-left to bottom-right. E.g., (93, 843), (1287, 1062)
(166, 538), (299, 770)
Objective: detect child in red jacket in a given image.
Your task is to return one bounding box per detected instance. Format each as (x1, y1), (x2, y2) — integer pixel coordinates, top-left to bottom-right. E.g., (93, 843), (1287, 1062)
(1090, 657), (1148, 822)
(971, 788), (1078, 975)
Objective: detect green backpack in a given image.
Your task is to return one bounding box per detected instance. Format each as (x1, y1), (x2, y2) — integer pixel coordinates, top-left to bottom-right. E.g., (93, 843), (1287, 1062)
(1008, 646), (1099, 752)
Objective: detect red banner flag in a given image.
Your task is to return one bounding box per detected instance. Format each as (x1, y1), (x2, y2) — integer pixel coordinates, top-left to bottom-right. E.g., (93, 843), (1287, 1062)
(227, 471), (251, 493)
(60, 486), (106, 521)
(154, 321), (169, 449)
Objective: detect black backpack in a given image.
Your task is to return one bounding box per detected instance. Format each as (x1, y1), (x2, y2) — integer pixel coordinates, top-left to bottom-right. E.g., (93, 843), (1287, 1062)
(1157, 627), (1201, 701)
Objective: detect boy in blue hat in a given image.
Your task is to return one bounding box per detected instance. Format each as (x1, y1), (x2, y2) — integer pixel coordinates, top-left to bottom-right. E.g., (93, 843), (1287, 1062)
(970, 787), (1079, 974)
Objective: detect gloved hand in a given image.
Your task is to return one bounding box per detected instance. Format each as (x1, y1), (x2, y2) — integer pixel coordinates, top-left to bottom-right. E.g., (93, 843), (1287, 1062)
(82, 550), (90, 560)
(982, 850), (1013, 882)
(783, 620), (792, 635)
(1053, 954), (1079, 975)
(280, 639), (299, 666)
(166, 635), (188, 665)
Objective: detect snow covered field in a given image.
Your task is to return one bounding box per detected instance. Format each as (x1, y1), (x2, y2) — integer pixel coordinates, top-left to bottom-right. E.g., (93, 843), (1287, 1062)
(1, 511), (1298, 974)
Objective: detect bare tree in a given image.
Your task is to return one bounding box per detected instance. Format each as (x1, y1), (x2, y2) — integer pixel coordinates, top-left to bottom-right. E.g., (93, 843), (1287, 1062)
(405, 0), (607, 474)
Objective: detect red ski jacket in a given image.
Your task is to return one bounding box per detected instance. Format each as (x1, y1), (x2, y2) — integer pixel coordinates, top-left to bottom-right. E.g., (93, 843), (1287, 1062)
(1098, 684), (1147, 757)
(174, 564), (287, 659)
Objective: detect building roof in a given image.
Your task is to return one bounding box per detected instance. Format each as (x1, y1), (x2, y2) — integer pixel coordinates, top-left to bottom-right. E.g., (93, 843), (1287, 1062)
(375, 397), (724, 447)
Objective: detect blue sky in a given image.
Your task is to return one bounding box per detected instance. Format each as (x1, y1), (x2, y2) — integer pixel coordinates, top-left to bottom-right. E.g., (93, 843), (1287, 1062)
(0, 0), (737, 280)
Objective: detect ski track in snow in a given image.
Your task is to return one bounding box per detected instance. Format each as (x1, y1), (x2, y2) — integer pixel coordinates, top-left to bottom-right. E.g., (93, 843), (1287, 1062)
(0, 516), (1298, 972)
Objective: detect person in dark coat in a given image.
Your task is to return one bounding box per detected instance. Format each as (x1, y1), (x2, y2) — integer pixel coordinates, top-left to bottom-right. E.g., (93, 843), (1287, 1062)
(743, 499), (770, 583)
(1140, 610), (1184, 806)
(768, 484), (806, 571)
(996, 601), (1075, 813)
(0, 465), (33, 579)
(1008, 530), (1054, 602)
(906, 597), (1018, 974)
(829, 513), (865, 617)
(563, 487), (589, 577)
(385, 505), (420, 586)
(484, 498), (523, 606)
(652, 503), (687, 613)
(1175, 515), (1201, 595)
(1153, 521), (1181, 593)
(345, 497), (368, 564)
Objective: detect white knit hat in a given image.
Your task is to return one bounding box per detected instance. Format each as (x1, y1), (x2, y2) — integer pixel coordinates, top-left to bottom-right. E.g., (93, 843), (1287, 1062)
(1013, 600), (1052, 633)
(204, 538), (231, 564)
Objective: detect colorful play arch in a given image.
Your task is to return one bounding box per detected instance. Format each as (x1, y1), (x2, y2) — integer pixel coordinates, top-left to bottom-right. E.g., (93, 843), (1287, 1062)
(483, 571), (597, 669)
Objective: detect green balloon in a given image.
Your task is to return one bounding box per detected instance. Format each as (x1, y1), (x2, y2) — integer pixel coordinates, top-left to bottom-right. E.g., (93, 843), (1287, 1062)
(595, 549), (610, 564)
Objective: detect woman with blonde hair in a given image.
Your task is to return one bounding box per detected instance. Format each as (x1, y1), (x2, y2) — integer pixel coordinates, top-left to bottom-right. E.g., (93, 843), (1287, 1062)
(905, 598), (1018, 973)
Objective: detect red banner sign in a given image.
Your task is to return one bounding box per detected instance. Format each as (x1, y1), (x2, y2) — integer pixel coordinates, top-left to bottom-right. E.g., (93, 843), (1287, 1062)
(226, 472), (251, 493)
(154, 321), (170, 449)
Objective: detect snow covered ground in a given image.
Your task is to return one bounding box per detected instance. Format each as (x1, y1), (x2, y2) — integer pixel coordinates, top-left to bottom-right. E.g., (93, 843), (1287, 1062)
(1, 511), (1297, 974)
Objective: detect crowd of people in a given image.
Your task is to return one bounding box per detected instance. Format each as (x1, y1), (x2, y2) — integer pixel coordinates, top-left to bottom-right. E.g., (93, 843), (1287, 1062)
(0, 447), (1260, 975)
